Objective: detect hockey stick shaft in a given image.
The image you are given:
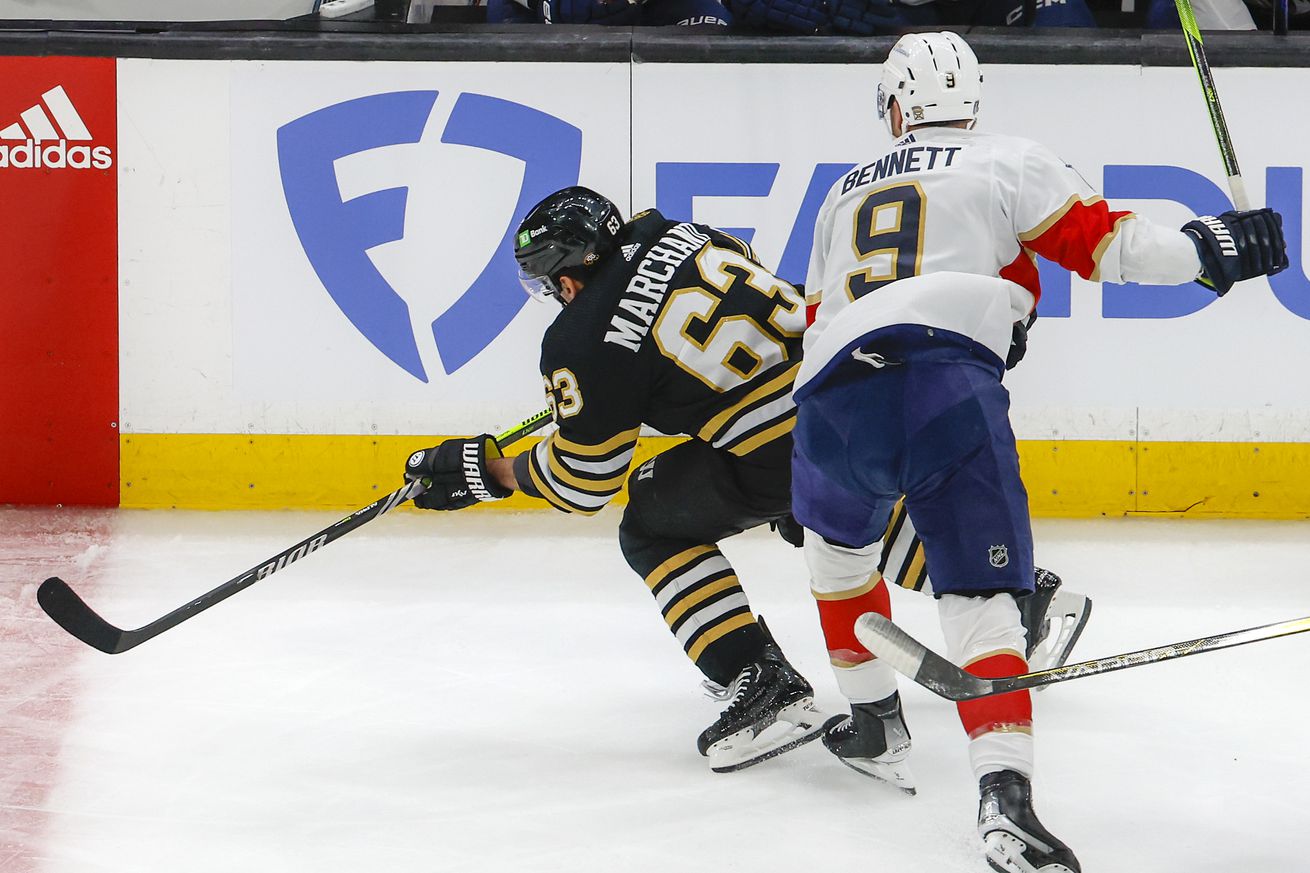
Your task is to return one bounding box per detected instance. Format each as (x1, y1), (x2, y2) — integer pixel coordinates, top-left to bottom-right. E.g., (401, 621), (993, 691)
(856, 612), (1310, 701)
(1174, 0), (1251, 210)
(37, 410), (554, 654)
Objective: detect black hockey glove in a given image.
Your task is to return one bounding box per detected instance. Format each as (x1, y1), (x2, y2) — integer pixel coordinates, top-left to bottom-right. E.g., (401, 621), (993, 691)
(1005, 313), (1035, 371)
(404, 435), (512, 511)
(1181, 208), (1288, 297)
(769, 513), (805, 548)
(1000, 310), (1032, 369)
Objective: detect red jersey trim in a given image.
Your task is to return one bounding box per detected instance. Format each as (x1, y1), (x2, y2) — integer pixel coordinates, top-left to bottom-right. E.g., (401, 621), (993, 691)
(999, 249), (1041, 304)
(1019, 194), (1134, 282)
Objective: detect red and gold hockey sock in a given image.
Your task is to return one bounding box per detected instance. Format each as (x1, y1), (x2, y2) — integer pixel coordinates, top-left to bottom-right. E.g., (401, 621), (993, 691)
(812, 575), (900, 703)
(957, 651), (1033, 739)
(813, 573), (891, 665)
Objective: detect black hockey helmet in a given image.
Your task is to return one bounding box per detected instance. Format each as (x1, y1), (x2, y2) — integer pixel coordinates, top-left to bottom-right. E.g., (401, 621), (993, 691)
(513, 186), (624, 302)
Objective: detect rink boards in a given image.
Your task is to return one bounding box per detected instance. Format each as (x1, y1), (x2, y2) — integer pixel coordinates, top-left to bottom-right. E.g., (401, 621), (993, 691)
(3, 55), (1309, 515)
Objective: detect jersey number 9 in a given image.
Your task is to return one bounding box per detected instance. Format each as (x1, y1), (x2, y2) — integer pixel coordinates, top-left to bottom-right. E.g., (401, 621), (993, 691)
(845, 182), (927, 301)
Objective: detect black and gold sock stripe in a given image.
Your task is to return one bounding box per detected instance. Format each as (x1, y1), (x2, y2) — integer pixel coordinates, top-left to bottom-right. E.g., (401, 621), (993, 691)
(879, 500), (929, 592)
(644, 544), (758, 667)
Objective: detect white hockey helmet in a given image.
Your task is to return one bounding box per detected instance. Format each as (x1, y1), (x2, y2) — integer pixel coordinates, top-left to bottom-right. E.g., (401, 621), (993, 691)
(877, 31), (982, 135)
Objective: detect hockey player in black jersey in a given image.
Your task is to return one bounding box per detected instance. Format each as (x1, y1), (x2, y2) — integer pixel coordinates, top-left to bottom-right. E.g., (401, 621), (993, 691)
(407, 186), (827, 772)
(402, 186), (1091, 776)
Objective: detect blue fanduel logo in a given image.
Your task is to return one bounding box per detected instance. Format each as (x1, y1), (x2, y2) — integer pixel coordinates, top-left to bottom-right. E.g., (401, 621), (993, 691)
(277, 91), (581, 381)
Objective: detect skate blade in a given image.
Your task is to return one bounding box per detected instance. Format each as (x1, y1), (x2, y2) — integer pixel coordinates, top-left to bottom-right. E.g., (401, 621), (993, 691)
(983, 832), (1076, 873)
(707, 699), (829, 773)
(834, 753), (917, 795)
(1030, 592), (1093, 679)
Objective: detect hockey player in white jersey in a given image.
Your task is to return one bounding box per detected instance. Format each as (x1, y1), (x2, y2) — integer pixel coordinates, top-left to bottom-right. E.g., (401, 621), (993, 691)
(794, 32), (1287, 873)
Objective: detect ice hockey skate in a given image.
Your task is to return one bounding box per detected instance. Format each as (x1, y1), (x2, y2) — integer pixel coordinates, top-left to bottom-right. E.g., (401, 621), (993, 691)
(697, 623), (827, 773)
(821, 692), (916, 794)
(1021, 569), (1093, 674)
(978, 770), (1081, 873)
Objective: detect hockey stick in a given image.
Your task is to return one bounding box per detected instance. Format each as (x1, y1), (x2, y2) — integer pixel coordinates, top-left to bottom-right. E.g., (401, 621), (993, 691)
(37, 410), (554, 654)
(855, 611), (1310, 701)
(1174, 0), (1251, 210)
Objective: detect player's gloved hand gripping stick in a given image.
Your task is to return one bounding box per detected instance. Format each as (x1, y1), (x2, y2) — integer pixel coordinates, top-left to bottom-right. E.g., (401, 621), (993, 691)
(37, 410), (554, 654)
(404, 434), (514, 510)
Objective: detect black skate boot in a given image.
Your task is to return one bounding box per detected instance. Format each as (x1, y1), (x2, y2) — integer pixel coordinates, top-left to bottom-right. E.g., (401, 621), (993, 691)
(821, 692), (916, 794)
(696, 619), (827, 773)
(1020, 568), (1093, 674)
(978, 770), (1081, 873)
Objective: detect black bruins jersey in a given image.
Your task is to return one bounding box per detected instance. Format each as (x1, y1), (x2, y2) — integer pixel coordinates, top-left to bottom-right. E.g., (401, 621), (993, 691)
(514, 209), (804, 516)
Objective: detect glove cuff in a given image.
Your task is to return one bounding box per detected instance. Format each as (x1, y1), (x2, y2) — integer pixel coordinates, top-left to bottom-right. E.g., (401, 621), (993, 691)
(476, 435), (512, 500)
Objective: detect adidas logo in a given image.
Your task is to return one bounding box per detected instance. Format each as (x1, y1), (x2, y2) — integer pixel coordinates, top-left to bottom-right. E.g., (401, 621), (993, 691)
(621, 243), (641, 262)
(0, 85), (113, 171)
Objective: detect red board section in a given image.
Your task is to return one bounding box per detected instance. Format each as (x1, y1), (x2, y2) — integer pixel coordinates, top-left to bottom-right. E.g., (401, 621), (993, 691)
(0, 57), (119, 506)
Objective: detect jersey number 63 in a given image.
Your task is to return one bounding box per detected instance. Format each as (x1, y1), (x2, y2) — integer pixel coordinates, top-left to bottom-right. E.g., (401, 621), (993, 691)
(653, 245), (805, 393)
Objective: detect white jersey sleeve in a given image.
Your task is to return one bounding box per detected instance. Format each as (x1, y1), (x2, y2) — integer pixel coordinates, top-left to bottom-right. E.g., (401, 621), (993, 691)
(1008, 141), (1200, 286)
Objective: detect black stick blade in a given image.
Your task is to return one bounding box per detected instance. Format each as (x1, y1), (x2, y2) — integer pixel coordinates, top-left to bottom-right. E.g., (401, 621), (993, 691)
(37, 577), (132, 655)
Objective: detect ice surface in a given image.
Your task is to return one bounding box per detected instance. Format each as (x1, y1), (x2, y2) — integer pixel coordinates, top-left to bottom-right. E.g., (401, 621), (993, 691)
(2, 506), (1308, 873)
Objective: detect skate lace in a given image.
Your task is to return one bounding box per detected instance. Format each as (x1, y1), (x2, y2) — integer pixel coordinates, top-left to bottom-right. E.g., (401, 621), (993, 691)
(722, 670), (756, 715)
(700, 680), (731, 702)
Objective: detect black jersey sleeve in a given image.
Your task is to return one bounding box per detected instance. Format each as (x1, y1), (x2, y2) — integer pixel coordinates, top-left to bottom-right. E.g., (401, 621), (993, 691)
(516, 335), (645, 516)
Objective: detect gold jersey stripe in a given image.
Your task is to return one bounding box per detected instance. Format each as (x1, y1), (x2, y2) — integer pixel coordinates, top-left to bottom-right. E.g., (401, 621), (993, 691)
(811, 572), (883, 602)
(553, 427), (641, 459)
(698, 362), (800, 443)
(687, 612), (757, 663)
(645, 544), (719, 591)
(546, 446), (629, 493)
(1088, 212), (1135, 283)
(663, 575), (741, 628)
(1017, 193), (1106, 242)
(727, 414), (796, 457)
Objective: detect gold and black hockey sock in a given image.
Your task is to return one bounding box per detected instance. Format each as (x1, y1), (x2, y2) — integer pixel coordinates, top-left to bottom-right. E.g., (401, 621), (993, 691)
(642, 544), (765, 686)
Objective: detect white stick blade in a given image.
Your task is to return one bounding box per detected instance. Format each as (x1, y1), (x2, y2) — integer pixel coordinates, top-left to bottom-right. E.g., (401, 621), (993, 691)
(855, 613), (928, 678)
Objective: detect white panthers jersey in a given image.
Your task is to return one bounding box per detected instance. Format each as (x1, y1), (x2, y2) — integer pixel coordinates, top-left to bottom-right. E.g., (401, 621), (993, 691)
(798, 126), (1201, 392)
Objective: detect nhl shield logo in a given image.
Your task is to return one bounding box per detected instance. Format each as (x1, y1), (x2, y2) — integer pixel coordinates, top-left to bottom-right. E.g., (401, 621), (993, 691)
(988, 545), (1009, 568)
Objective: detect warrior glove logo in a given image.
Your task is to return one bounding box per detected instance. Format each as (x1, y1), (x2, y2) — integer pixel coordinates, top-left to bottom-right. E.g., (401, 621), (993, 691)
(277, 92), (582, 380)
(462, 441), (496, 501)
(0, 85), (112, 170)
(1199, 215), (1239, 257)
